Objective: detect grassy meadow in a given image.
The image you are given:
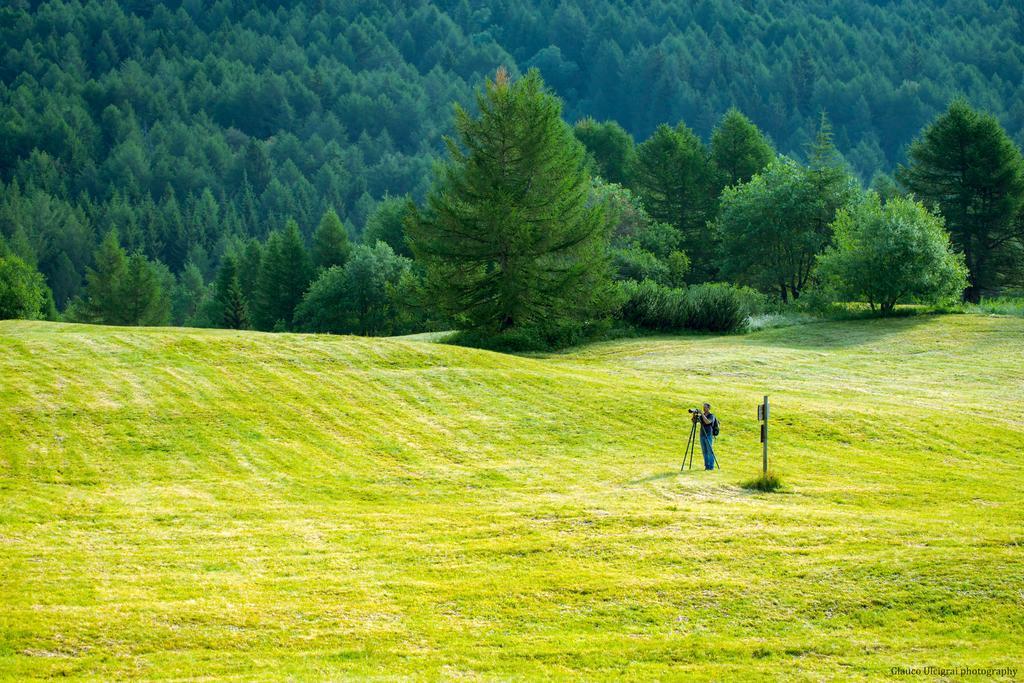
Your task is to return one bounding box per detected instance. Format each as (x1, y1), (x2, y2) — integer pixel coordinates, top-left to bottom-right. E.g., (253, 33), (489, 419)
(1, 315), (1022, 680)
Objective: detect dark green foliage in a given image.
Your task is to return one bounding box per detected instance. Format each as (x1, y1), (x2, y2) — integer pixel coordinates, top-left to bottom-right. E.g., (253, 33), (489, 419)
(294, 242), (411, 336)
(716, 151), (858, 302)
(618, 280), (760, 333)
(73, 230), (170, 326)
(595, 180), (690, 287)
(710, 109), (775, 189)
(312, 209), (352, 272)
(363, 198), (412, 257)
(630, 123), (719, 281)
(450, 316), (611, 352)
(236, 241), (264, 308)
(619, 279), (689, 331)
(612, 247), (670, 285)
(252, 221), (312, 331)
(2, 1), (1021, 335)
(815, 193), (968, 313)
(574, 118), (635, 185)
(0, 254), (50, 320)
(408, 70), (615, 341)
(633, 220), (683, 260)
(214, 256), (248, 330)
(683, 283), (762, 332)
(119, 254), (172, 327)
(897, 101), (1024, 299)
(171, 262), (207, 326)
(75, 231), (128, 324)
(805, 114), (860, 244)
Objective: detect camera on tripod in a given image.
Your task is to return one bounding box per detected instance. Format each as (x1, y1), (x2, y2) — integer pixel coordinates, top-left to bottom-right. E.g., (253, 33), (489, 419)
(687, 407), (701, 414)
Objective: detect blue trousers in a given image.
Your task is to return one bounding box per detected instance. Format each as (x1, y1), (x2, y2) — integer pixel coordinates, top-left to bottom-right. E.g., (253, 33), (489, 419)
(700, 431), (716, 470)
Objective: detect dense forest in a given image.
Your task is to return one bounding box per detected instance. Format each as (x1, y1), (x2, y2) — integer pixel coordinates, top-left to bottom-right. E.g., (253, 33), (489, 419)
(1, 0), (1022, 342)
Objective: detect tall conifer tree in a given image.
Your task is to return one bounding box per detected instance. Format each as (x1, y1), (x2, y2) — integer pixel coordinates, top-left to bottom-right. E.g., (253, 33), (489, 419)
(710, 109), (774, 188)
(252, 219), (311, 331)
(631, 122), (719, 281)
(407, 68), (613, 338)
(312, 208), (351, 271)
(214, 255), (248, 329)
(897, 100), (1024, 299)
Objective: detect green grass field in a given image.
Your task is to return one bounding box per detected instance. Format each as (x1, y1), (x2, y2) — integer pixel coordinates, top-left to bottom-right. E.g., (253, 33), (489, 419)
(2, 315), (1022, 680)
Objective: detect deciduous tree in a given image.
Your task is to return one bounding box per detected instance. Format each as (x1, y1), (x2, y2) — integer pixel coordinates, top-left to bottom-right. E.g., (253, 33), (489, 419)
(816, 193), (968, 313)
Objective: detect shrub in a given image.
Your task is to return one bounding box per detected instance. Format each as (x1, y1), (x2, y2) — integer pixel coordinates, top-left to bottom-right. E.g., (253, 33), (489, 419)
(611, 246), (670, 284)
(742, 471), (783, 492)
(618, 279), (686, 330)
(619, 280), (762, 333)
(683, 283), (765, 332)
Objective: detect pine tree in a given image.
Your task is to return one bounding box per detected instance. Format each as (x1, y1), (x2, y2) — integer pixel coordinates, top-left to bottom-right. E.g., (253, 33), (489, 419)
(237, 240), (263, 308)
(805, 112), (859, 244)
(214, 255), (248, 329)
(311, 208), (351, 271)
(630, 122), (719, 281)
(172, 261), (206, 325)
(119, 252), (171, 326)
(710, 108), (774, 188)
(897, 100), (1024, 300)
(363, 197), (411, 257)
(573, 118), (635, 185)
(252, 219), (312, 331)
(242, 139), (272, 193)
(79, 230), (128, 323)
(407, 68), (613, 338)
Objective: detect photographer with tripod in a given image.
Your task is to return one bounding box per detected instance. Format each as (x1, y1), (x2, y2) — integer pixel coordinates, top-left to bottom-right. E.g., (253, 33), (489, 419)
(686, 402), (719, 471)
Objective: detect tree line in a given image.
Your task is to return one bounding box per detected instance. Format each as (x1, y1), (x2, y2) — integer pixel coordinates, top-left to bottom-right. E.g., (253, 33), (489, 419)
(2, 0), (1022, 316)
(7, 67), (1020, 351)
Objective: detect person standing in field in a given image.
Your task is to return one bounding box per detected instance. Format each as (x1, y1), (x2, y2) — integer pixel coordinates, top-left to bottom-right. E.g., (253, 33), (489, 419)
(693, 402), (718, 470)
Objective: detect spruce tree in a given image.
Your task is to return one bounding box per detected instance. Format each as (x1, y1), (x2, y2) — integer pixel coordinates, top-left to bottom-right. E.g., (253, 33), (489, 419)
(630, 122), (718, 281)
(407, 68), (613, 338)
(237, 240), (263, 307)
(79, 230), (128, 323)
(311, 208), (351, 271)
(573, 118), (635, 185)
(172, 261), (206, 325)
(119, 253), (171, 326)
(364, 197), (412, 257)
(897, 100), (1024, 300)
(805, 113), (859, 246)
(214, 255), (248, 329)
(710, 108), (774, 188)
(252, 219), (311, 331)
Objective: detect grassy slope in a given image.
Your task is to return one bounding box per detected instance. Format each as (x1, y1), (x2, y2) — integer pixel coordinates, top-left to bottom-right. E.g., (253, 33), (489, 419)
(1, 316), (1022, 680)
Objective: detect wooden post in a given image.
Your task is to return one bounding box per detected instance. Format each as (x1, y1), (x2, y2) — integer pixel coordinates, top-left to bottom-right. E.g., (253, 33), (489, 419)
(759, 395), (769, 475)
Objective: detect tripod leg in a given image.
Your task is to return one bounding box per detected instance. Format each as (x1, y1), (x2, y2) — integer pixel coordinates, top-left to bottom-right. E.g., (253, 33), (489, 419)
(681, 422), (695, 471)
(691, 424), (698, 470)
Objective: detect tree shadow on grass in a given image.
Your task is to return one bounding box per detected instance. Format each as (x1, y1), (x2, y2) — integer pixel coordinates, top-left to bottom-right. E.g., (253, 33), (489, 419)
(627, 469), (696, 485)
(742, 313), (942, 351)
